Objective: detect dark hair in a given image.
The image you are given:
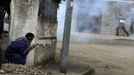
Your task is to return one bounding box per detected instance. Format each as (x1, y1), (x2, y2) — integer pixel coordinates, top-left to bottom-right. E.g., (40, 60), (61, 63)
(25, 32), (34, 41)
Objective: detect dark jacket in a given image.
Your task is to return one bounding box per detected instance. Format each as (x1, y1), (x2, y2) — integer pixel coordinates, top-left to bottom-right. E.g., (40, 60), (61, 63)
(5, 37), (30, 65)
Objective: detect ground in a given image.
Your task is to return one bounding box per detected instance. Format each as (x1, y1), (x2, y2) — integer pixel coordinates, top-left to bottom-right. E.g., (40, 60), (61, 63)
(1, 33), (134, 75)
(56, 33), (134, 75)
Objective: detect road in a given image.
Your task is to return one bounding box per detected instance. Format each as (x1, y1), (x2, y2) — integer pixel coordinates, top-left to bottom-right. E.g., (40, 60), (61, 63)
(56, 40), (134, 75)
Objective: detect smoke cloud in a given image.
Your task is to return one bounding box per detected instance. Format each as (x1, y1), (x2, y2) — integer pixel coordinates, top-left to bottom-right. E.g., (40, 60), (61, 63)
(57, 1), (66, 41)
(57, 0), (108, 43)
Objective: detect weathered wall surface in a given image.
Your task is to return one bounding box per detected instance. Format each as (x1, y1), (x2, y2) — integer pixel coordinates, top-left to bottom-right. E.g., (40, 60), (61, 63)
(34, 0), (59, 64)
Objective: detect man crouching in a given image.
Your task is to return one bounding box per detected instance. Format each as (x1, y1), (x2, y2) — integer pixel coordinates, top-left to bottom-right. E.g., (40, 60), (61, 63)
(5, 32), (41, 65)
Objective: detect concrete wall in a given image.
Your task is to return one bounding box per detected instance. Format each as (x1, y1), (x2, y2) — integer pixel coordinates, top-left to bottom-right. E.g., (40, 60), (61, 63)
(34, 0), (59, 65)
(33, 20), (57, 65)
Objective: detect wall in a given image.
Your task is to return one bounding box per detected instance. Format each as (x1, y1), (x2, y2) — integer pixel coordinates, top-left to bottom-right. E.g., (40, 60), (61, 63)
(73, 0), (134, 35)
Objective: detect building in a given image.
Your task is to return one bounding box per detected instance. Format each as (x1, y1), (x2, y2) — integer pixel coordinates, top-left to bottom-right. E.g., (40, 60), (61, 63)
(72, 0), (134, 35)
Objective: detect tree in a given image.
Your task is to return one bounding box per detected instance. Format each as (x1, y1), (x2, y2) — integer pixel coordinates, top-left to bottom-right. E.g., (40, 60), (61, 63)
(9, 0), (61, 65)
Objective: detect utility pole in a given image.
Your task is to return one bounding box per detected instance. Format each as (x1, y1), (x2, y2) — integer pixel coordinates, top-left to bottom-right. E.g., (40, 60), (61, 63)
(60, 0), (72, 73)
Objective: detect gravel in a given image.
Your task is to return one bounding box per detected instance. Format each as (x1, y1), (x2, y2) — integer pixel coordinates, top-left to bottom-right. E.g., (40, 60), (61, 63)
(1, 63), (47, 75)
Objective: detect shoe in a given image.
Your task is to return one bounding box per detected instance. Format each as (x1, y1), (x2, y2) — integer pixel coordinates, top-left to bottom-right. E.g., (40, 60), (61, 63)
(116, 34), (119, 36)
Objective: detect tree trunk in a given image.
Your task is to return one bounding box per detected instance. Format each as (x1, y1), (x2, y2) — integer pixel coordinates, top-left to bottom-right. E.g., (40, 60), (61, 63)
(9, 0), (58, 65)
(9, 0), (39, 41)
(10, 0), (39, 65)
(9, 0), (60, 65)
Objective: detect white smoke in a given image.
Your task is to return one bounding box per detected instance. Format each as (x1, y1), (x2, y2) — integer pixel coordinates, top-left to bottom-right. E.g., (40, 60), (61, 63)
(57, 1), (66, 41)
(57, 0), (107, 43)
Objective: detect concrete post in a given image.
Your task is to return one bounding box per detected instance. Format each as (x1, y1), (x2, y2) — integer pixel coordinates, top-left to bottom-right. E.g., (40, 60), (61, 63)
(60, 0), (72, 73)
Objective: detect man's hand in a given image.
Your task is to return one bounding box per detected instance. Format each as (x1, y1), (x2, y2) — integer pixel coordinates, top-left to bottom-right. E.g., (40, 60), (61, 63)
(27, 43), (44, 51)
(24, 43), (44, 53)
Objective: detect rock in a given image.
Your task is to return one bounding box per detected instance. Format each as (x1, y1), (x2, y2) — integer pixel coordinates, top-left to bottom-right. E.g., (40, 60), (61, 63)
(0, 69), (6, 74)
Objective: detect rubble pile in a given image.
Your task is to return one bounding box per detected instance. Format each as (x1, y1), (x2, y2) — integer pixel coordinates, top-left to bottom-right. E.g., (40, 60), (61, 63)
(1, 63), (46, 75)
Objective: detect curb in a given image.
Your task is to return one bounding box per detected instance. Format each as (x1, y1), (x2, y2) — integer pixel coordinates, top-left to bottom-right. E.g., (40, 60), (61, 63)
(80, 68), (95, 75)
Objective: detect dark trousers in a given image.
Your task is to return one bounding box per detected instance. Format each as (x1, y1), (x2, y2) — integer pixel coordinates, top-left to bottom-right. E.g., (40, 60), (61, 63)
(116, 26), (129, 36)
(5, 54), (26, 65)
(130, 24), (134, 34)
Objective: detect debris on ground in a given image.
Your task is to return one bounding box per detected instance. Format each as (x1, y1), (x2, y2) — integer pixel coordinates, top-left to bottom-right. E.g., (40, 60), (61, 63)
(0, 69), (6, 74)
(1, 63), (46, 75)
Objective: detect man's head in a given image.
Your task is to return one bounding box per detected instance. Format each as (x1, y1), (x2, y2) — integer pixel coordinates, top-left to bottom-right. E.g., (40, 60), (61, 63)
(25, 32), (34, 41)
